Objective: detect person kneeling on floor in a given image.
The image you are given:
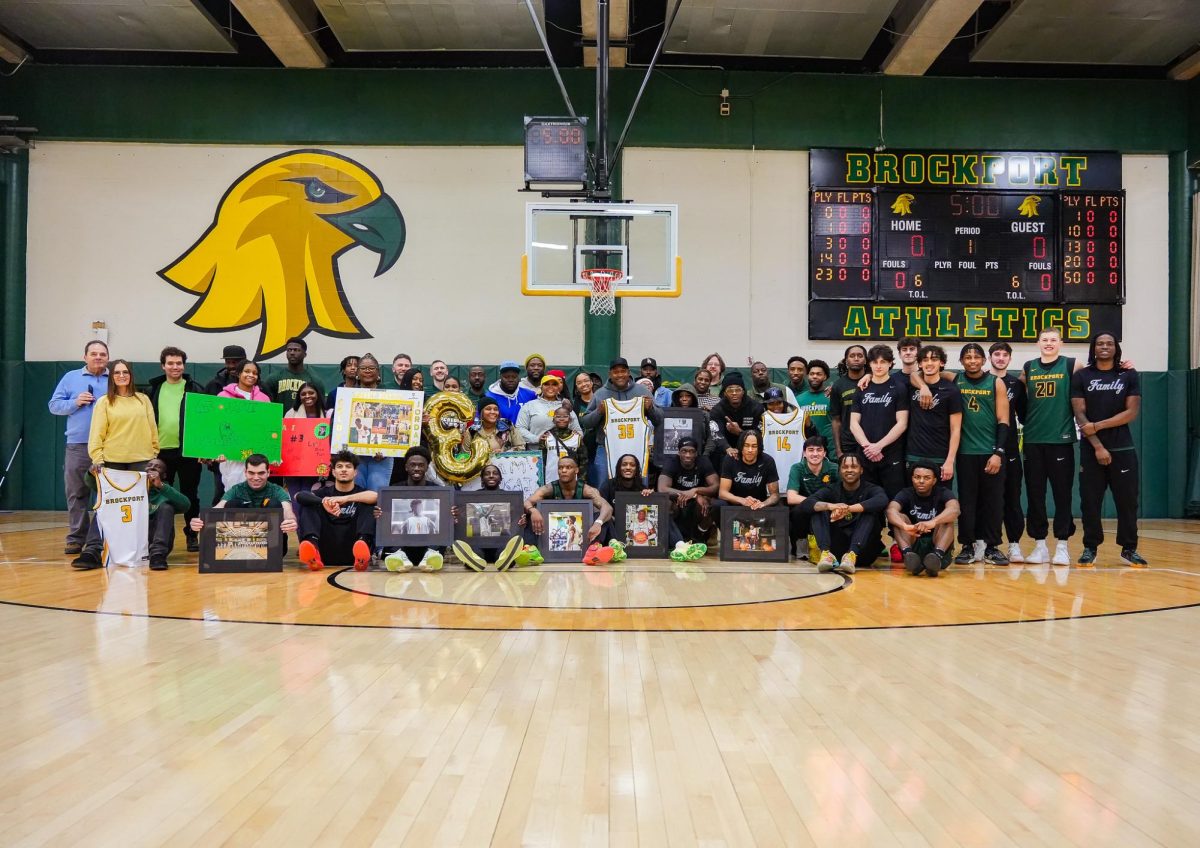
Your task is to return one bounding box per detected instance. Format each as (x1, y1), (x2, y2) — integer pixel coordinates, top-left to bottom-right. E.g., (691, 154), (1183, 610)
(293, 450), (377, 572)
(887, 463), (961, 578)
(190, 453), (298, 554)
(800, 453), (887, 575)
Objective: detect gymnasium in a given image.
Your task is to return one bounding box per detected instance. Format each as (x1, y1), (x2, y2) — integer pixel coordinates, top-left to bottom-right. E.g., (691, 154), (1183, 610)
(1, 1), (1199, 845)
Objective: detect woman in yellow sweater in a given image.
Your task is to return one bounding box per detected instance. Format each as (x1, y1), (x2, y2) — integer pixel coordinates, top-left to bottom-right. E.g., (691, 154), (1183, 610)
(88, 359), (158, 472)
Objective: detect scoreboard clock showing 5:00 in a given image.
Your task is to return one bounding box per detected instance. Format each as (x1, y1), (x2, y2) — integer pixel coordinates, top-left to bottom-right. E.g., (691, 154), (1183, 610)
(806, 149), (1125, 340)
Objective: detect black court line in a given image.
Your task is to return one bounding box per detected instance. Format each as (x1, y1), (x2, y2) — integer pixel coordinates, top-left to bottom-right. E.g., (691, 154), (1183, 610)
(325, 567), (848, 611)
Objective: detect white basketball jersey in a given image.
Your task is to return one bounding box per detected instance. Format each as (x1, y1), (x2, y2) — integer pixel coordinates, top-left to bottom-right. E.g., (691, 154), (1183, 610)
(94, 469), (149, 567)
(544, 430), (582, 485)
(604, 398), (651, 477)
(761, 409), (809, 482)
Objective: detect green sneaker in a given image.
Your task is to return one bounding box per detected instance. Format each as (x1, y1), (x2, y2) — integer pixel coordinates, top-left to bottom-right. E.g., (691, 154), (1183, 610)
(517, 544), (544, 567)
(608, 540), (628, 563)
(384, 550), (412, 572)
(669, 541), (690, 562)
(684, 543), (707, 561)
(451, 541), (486, 572)
(495, 536), (524, 572)
(419, 550), (444, 572)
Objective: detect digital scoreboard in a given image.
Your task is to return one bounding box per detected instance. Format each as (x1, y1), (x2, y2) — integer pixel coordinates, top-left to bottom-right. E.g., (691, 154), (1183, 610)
(807, 149), (1125, 341)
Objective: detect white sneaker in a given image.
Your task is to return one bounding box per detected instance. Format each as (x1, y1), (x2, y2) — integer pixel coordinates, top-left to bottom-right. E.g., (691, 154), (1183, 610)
(1007, 542), (1025, 563)
(1052, 541), (1071, 566)
(418, 550), (444, 572)
(973, 540), (986, 562)
(384, 550), (412, 572)
(1027, 540), (1050, 564)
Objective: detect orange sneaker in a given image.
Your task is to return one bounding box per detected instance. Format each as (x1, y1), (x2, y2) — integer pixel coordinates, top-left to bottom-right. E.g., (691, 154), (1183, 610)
(299, 540), (324, 572)
(352, 540), (371, 572)
(582, 543), (615, 566)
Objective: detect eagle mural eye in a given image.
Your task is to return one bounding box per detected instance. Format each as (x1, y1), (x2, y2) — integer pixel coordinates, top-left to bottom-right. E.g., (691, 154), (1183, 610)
(159, 149), (406, 360)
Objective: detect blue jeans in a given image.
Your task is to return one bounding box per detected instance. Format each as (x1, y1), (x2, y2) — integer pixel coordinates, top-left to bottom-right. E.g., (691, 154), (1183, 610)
(356, 456), (394, 491)
(589, 443), (609, 488)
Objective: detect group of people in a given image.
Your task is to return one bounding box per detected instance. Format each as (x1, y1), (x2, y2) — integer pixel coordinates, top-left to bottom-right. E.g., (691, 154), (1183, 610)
(49, 326), (1146, 575)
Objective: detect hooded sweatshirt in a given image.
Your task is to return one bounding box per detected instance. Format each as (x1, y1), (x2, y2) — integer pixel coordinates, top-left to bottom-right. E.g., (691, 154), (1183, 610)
(581, 377), (661, 446)
(485, 379), (536, 425)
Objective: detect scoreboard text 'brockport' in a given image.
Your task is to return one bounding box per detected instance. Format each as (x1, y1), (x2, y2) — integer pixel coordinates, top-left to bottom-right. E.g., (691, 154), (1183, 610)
(844, 152), (1088, 188)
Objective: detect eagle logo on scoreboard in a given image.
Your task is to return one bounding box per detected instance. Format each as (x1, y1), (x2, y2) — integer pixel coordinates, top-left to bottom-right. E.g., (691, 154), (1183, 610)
(890, 193), (915, 215)
(1017, 196), (1042, 218)
(159, 150), (407, 360)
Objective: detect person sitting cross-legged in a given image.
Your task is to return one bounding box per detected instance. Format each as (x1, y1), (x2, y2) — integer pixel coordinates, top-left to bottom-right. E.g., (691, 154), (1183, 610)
(293, 450), (378, 572)
(383, 446), (447, 573)
(450, 462), (526, 572)
(525, 453), (613, 562)
(657, 437), (719, 547)
(888, 463), (961, 578)
(800, 453), (887, 575)
(190, 453), (298, 554)
(785, 436), (839, 562)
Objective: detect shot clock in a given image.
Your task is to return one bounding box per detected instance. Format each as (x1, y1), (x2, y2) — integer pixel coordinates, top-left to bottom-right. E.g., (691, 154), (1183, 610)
(524, 116), (588, 184)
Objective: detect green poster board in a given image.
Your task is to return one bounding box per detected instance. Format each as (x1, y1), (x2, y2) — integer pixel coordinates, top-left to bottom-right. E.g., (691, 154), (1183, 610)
(182, 393), (284, 463)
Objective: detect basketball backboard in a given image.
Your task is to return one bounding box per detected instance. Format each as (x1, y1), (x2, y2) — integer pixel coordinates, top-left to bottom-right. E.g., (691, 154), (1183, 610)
(522, 202), (681, 297)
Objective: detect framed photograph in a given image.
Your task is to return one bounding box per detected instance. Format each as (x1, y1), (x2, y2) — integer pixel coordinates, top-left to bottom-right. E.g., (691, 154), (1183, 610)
(376, 486), (454, 547)
(198, 508), (284, 573)
(613, 492), (670, 558)
(537, 499), (595, 563)
(653, 407), (708, 465)
(719, 506), (789, 563)
(331, 388), (424, 458)
(454, 490), (525, 548)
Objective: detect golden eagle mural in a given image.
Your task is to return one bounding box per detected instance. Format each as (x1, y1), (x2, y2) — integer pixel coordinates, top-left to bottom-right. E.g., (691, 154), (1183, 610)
(890, 193), (915, 215)
(159, 150), (405, 359)
(1017, 195), (1042, 218)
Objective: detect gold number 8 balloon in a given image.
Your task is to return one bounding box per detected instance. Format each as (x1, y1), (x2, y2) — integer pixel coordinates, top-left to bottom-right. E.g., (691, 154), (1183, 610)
(424, 391), (491, 484)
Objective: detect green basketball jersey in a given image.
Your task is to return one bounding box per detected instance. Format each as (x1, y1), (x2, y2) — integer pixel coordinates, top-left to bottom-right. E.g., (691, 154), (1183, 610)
(1022, 356), (1076, 444)
(954, 372), (998, 455)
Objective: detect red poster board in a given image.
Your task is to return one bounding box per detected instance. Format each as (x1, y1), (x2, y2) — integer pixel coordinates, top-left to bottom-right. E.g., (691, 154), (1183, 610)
(276, 418), (332, 477)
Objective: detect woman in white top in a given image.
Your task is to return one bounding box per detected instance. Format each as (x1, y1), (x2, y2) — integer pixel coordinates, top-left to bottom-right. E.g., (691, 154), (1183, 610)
(516, 372), (581, 445)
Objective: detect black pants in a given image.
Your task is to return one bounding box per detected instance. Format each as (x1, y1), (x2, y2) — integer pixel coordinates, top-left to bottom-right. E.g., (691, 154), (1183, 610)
(1002, 452), (1025, 544)
(158, 448), (201, 530)
(148, 503), (177, 560)
(1024, 443), (1076, 541)
(208, 461), (225, 506)
(956, 454), (1005, 547)
(788, 505), (813, 547)
(671, 498), (718, 545)
(861, 449), (906, 500)
(811, 511), (882, 561)
(1080, 448), (1139, 550)
(298, 505), (376, 565)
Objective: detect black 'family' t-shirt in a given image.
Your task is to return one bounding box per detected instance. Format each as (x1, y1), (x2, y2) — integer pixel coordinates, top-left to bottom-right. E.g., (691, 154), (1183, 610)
(853, 374), (911, 446)
(662, 455), (716, 492)
(720, 454), (779, 501)
(906, 378), (963, 461)
(891, 486), (956, 524)
(1070, 366), (1140, 452)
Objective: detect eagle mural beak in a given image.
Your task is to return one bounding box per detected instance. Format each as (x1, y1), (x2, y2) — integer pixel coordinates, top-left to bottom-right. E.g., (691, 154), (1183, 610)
(323, 194), (406, 275)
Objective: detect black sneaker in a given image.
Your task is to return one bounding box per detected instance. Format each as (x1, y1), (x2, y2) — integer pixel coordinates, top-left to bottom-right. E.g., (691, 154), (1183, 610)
(1120, 549), (1149, 568)
(185, 534), (200, 553)
(1078, 547), (1097, 566)
(983, 547), (1010, 566)
(923, 552), (943, 577)
(149, 558), (168, 571)
(903, 550), (924, 575)
(953, 549), (974, 565)
(64, 543), (83, 555)
(71, 550), (102, 570)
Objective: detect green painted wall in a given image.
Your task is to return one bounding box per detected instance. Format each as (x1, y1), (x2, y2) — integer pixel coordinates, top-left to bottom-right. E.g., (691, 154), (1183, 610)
(0, 64), (1196, 516)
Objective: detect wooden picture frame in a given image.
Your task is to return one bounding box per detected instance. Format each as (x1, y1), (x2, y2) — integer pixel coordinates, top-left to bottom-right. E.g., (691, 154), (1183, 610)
(536, 499), (595, 563)
(198, 508), (284, 573)
(376, 486), (454, 547)
(613, 492), (671, 558)
(653, 407), (708, 465)
(453, 490), (525, 548)
(719, 506), (789, 563)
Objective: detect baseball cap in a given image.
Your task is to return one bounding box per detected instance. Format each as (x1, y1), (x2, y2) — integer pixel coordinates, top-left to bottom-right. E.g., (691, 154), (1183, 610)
(640, 357), (657, 369)
(222, 344), (247, 359)
(609, 357), (629, 369)
(763, 387), (785, 403)
(540, 374), (563, 385)
(499, 360), (521, 372)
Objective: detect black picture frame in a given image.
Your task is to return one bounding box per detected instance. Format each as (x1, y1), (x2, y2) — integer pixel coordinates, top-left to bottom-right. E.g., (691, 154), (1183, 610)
(453, 490), (525, 548)
(613, 492), (671, 558)
(719, 506), (789, 563)
(653, 407), (708, 465)
(198, 508), (284, 573)
(536, 499), (595, 563)
(377, 486), (454, 547)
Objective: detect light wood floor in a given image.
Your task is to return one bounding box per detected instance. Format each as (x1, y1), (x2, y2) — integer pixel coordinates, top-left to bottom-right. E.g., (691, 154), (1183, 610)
(2, 512), (1199, 846)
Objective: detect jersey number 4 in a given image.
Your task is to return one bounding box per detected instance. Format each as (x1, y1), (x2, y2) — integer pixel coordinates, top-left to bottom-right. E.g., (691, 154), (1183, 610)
(965, 396), (980, 412)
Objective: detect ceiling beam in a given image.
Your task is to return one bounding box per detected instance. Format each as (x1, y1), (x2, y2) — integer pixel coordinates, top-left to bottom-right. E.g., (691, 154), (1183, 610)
(231, 0), (327, 68)
(881, 0), (984, 76)
(581, 0), (628, 68)
(0, 29), (28, 64)
(1168, 47), (1200, 80)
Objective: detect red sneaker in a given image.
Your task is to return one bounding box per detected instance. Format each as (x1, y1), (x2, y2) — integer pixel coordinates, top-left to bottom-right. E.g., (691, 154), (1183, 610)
(582, 543), (615, 566)
(352, 540), (371, 572)
(889, 543), (903, 563)
(299, 540), (324, 572)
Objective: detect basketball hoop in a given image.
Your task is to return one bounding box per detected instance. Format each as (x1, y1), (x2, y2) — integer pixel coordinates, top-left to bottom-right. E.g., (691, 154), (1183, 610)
(581, 268), (622, 316)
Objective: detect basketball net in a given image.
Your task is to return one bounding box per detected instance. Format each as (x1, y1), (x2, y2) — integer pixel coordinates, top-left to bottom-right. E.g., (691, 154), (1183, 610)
(581, 268), (621, 316)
